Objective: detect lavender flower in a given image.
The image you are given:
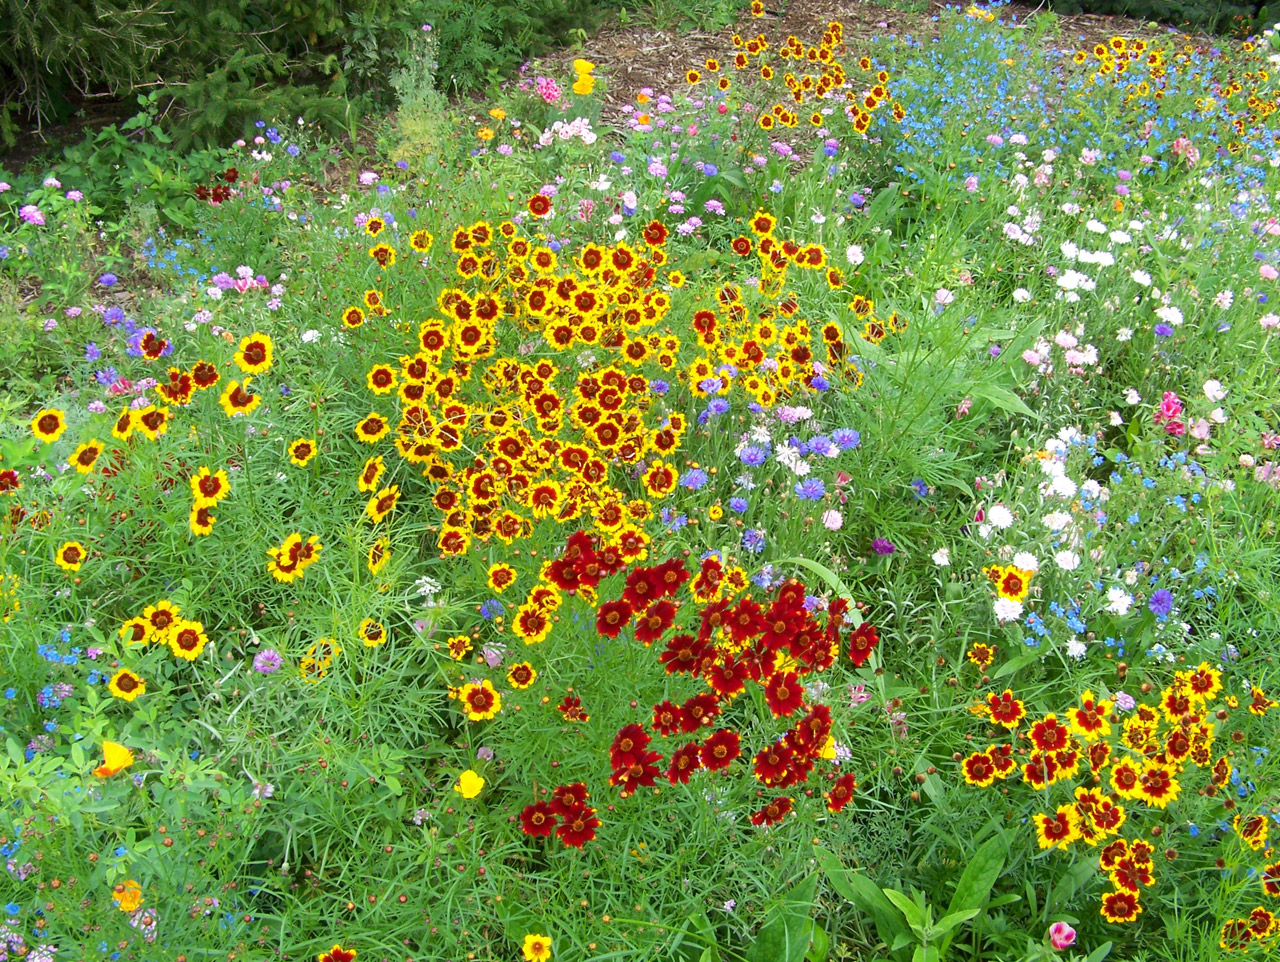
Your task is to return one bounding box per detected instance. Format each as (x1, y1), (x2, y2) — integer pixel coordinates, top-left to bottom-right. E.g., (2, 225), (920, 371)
(252, 649), (283, 674)
(871, 538), (897, 556)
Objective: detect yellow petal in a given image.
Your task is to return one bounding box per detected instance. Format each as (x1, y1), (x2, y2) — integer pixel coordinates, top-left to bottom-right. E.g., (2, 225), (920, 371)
(94, 740), (134, 776)
(454, 769), (485, 799)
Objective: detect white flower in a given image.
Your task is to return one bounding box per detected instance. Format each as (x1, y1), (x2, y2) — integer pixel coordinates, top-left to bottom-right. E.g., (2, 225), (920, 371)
(1116, 327), (1133, 342)
(1106, 587), (1133, 616)
(1124, 388), (1142, 405)
(1109, 230), (1132, 244)
(1086, 218), (1106, 234)
(1012, 288), (1031, 303)
(1081, 479), (1102, 500)
(988, 503), (1014, 529)
(1054, 550), (1081, 571)
(931, 547), (951, 566)
(1155, 305), (1184, 326)
(1049, 474), (1078, 499)
(415, 575), (441, 597)
(845, 244), (865, 266)
(1042, 511), (1072, 532)
(301, 329), (321, 343)
(1013, 551), (1039, 572)
(993, 598), (1023, 623)
(1109, 411), (1124, 426)
(1203, 379), (1227, 401)
(935, 288), (955, 306)
(1065, 638), (1087, 660)
(821, 510), (843, 531)
(1208, 407), (1227, 424)
(1131, 269), (1152, 286)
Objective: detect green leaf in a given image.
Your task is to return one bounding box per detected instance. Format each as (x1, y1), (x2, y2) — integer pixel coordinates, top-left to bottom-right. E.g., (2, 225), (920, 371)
(992, 651), (1041, 679)
(1083, 941), (1114, 962)
(932, 908), (980, 938)
(816, 846), (909, 958)
(938, 832), (1007, 953)
(806, 923), (828, 962)
(777, 558), (854, 603)
(882, 889), (925, 931)
(968, 383), (1037, 419)
(747, 874), (818, 962)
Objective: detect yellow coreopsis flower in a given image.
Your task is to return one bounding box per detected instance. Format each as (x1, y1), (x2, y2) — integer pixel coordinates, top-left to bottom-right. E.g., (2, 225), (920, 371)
(454, 769), (485, 799)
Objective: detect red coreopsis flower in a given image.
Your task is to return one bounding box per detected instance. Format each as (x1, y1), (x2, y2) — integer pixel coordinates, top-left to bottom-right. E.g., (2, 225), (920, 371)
(555, 803), (600, 848)
(701, 729), (741, 772)
(704, 655), (750, 698)
(659, 633), (706, 676)
(1029, 714), (1071, 753)
(634, 599), (678, 645)
(595, 599), (634, 638)
(682, 692), (721, 731)
(987, 689), (1027, 728)
(651, 700), (685, 736)
(725, 597), (766, 643)
(750, 795), (794, 826)
(790, 704), (833, 757)
(760, 602), (802, 651)
(753, 741), (794, 786)
(649, 557), (690, 598)
(528, 193), (553, 218)
(764, 670), (806, 718)
(698, 598), (733, 643)
(550, 783), (590, 815)
(622, 567), (661, 608)
(826, 773), (857, 812)
(848, 622), (880, 666)
(318, 947), (356, 962)
(642, 220), (669, 246)
(558, 696), (590, 723)
(667, 742), (703, 784)
(520, 801), (558, 837)
(610, 724), (651, 763)
(610, 749), (664, 796)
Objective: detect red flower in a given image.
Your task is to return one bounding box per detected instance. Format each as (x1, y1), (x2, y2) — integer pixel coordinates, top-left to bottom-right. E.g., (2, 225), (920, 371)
(789, 704), (833, 757)
(826, 773), (857, 812)
(528, 193), (553, 217)
(667, 742), (703, 784)
(704, 655), (749, 698)
(622, 567), (661, 608)
(764, 670), (806, 718)
(609, 724), (651, 764)
(555, 803), (600, 848)
(750, 795), (794, 826)
(725, 598), (766, 643)
(557, 696), (590, 723)
(650, 557), (690, 597)
(697, 598), (733, 643)
(848, 622), (880, 666)
(610, 749), (664, 796)
(642, 220), (669, 246)
(595, 599), (633, 638)
(319, 947), (356, 962)
(651, 700), (685, 736)
(753, 741), (794, 786)
(701, 729), (741, 772)
(520, 801), (558, 837)
(682, 692), (721, 732)
(634, 599), (678, 645)
(658, 633), (706, 676)
(550, 782), (589, 815)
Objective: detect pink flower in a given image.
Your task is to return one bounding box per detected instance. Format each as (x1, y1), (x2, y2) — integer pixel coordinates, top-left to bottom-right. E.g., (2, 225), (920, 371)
(1261, 264), (1279, 281)
(1158, 391), (1183, 421)
(1048, 922), (1076, 950)
(964, 175), (979, 192)
(956, 397), (972, 418)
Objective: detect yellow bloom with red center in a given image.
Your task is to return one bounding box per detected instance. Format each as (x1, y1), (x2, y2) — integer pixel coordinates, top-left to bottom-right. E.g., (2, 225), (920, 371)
(288, 438), (317, 467)
(409, 230), (433, 253)
(487, 563), (517, 593)
(522, 934), (552, 962)
(357, 456), (386, 493)
(367, 538), (390, 575)
(189, 504), (216, 536)
(366, 364), (398, 395)
(119, 616), (152, 646)
(447, 635), (473, 660)
(1234, 813), (1270, 851)
(55, 541), (86, 571)
(219, 379), (261, 417)
(191, 467), (231, 507)
(966, 642), (996, 670)
(507, 661), (537, 689)
(356, 413), (390, 443)
(133, 404), (171, 440)
(358, 618), (386, 647)
(459, 679), (502, 721)
(983, 563), (1033, 602)
(31, 408), (68, 443)
(70, 439), (104, 473)
(369, 243), (396, 267)
(1100, 889), (1142, 924)
(961, 749), (998, 787)
(1068, 690), (1113, 742)
(93, 740), (134, 777)
(234, 333), (274, 374)
(111, 407), (136, 441)
(1135, 759), (1180, 809)
(1033, 804), (1082, 850)
(366, 484), (400, 523)
(168, 619), (209, 661)
(512, 602), (552, 644)
(108, 668), (145, 701)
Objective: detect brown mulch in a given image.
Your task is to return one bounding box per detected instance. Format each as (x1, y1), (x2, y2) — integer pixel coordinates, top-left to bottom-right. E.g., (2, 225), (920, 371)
(538, 0), (1183, 116)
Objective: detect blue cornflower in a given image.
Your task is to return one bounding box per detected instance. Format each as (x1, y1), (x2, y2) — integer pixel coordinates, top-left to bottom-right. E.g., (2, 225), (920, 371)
(479, 600), (504, 620)
(742, 529), (766, 554)
(98, 273), (118, 287)
(84, 342), (101, 362)
(832, 428), (861, 450)
(794, 478), (826, 500)
(681, 468), (709, 491)
(706, 398), (730, 416)
(910, 479), (929, 500)
(650, 379), (670, 395)
(103, 306), (125, 325)
(286, 144), (301, 156)
(739, 446), (769, 467)
(729, 497), (749, 513)
(1154, 323), (1173, 337)
(3, 688), (14, 699)
(811, 376), (830, 391)
(3, 902), (18, 915)
(1149, 589), (1174, 620)
(610, 151), (626, 163)
(699, 377), (723, 394)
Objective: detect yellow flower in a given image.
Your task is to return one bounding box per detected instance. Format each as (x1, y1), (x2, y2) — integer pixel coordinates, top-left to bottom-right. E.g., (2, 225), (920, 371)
(113, 879), (143, 913)
(522, 934), (553, 962)
(108, 669), (145, 701)
(55, 541), (86, 571)
(31, 408), (68, 443)
(288, 438), (318, 467)
(489, 107), (507, 120)
(572, 74), (595, 96)
(454, 769), (485, 799)
(572, 58), (595, 75)
(478, 127), (495, 140)
(93, 740), (134, 777)
(233, 332), (274, 374)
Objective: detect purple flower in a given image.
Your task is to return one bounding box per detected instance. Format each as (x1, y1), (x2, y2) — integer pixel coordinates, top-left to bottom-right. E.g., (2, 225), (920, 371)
(794, 478), (826, 500)
(98, 273), (118, 287)
(480, 599), (504, 620)
(832, 428), (861, 450)
(1154, 323), (1173, 338)
(84, 342), (101, 362)
(871, 538), (897, 556)
(705, 398), (730, 416)
(650, 379), (669, 395)
(1114, 691), (1136, 712)
(1148, 589), (1174, 620)
(252, 649), (283, 674)
(19, 205), (45, 226)
(729, 497), (749, 513)
(739, 446), (769, 467)
(742, 529), (766, 554)
(476, 746), (494, 761)
(681, 468), (709, 491)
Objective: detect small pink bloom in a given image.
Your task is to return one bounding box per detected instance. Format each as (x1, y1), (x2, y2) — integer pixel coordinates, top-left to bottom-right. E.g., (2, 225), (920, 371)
(1261, 264), (1279, 281)
(956, 397), (972, 418)
(1158, 391), (1183, 421)
(1049, 922), (1076, 950)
